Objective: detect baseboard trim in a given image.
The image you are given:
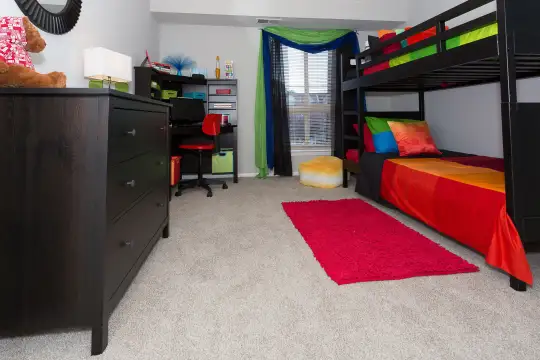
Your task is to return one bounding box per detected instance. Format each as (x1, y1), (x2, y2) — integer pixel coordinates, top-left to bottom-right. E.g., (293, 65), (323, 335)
(181, 172), (298, 179)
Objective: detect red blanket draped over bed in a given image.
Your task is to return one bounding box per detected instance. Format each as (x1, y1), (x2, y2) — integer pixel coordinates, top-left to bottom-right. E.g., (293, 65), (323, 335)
(381, 158), (532, 285)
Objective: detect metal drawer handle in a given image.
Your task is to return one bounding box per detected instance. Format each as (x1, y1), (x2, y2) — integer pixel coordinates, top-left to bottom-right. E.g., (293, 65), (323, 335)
(160, 126), (166, 131)
(125, 180), (136, 188)
(125, 129), (136, 136)
(158, 160), (165, 166)
(121, 240), (133, 248)
(157, 203), (165, 208)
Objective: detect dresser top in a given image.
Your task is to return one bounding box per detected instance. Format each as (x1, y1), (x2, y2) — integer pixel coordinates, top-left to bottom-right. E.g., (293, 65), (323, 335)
(0, 88), (171, 107)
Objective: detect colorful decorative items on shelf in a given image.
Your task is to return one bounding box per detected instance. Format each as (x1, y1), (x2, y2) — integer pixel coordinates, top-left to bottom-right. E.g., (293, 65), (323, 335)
(215, 56), (221, 79)
(215, 56), (234, 79)
(142, 50), (200, 76)
(141, 50), (175, 75)
(162, 54), (195, 76)
(225, 60), (234, 79)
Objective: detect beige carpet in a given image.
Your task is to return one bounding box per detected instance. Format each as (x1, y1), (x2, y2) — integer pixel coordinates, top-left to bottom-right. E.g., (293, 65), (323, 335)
(2, 177), (540, 360)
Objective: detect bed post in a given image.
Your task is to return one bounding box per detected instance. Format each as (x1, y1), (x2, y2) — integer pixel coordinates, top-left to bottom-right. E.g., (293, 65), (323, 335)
(497, 0), (527, 291)
(357, 87), (366, 153)
(418, 91), (425, 121)
(339, 52), (348, 188)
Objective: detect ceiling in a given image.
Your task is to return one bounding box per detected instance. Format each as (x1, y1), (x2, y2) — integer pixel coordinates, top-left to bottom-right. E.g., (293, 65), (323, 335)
(153, 13), (404, 31)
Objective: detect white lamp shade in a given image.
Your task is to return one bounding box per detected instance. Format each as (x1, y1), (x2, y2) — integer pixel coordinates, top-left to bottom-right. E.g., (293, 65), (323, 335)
(84, 47), (133, 83)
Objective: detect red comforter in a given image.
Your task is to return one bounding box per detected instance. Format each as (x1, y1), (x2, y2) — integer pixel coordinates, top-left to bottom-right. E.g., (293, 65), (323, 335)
(380, 158), (532, 285)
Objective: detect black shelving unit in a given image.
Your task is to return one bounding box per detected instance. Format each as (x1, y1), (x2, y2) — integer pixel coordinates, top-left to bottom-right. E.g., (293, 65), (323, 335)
(134, 66), (207, 100)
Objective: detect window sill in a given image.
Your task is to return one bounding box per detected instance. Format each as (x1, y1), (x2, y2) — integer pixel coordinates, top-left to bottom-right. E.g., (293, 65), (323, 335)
(291, 147), (332, 156)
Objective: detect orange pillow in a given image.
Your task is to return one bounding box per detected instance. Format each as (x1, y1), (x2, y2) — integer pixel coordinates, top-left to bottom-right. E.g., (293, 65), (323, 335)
(378, 29), (395, 38)
(387, 121), (441, 156)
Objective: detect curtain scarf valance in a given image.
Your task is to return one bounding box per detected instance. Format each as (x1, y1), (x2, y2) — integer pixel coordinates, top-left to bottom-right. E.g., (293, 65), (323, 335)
(254, 27), (360, 178)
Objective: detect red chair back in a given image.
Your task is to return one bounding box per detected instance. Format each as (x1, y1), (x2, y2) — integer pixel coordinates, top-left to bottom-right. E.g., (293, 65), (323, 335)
(202, 114), (222, 136)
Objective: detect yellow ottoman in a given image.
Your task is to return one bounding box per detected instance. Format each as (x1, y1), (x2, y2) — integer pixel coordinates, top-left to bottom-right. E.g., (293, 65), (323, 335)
(299, 156), (343, 188)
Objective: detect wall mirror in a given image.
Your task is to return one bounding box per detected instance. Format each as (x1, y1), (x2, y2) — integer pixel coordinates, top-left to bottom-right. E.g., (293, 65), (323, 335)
(14, 0), (82, 35)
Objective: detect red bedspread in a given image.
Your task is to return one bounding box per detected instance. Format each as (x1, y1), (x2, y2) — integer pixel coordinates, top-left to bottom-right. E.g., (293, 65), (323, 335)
(380, 158), (532, 285)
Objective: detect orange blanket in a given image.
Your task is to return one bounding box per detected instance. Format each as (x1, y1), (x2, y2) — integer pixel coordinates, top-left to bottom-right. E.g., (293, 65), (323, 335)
(381, 158), (532, 285)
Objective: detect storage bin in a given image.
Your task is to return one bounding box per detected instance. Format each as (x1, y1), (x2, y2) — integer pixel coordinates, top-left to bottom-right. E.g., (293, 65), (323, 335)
(170, 156), (181, 186)
(162, 89), (177, 99)
(212, 149), (233, 174)
(184, 92), (206, 101)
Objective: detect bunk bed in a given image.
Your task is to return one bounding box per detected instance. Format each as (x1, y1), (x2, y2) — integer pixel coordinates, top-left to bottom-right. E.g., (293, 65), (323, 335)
(338, 0), (540, 291)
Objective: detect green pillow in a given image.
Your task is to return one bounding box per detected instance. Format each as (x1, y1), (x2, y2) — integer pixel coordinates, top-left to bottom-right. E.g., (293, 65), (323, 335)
(365, 116), (420, 135)
(365, 117), (421, 154)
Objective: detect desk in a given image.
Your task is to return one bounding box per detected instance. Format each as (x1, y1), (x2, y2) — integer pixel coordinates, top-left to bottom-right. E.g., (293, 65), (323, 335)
(171, 124), (238, 184)
(133, 69), (239, 185)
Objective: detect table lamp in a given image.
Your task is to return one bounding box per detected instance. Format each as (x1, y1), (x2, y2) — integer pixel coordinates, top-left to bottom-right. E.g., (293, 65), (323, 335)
(84, 47), (132, 91)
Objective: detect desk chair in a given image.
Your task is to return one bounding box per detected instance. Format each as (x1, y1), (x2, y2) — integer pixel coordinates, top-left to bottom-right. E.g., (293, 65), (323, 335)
(175, 114), (228, 198)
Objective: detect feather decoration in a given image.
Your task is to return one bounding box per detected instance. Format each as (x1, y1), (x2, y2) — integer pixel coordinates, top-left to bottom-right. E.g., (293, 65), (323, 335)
(162, 55), (195, 74)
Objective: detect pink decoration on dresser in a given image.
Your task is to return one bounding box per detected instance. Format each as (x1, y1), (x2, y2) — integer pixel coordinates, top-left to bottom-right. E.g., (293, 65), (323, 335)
(0, 16), (33, 69)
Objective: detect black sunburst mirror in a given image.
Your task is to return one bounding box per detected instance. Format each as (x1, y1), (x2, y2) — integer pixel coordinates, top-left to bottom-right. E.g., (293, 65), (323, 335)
(14, 0), (82, 35)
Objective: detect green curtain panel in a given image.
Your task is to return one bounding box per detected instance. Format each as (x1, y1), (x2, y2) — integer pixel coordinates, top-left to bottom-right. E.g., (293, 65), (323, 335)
(254, 33), (269, 178)
(254, 27), (357, 178)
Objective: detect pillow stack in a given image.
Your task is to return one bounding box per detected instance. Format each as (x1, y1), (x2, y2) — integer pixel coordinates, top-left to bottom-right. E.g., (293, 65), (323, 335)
(354, 116), (440, 157)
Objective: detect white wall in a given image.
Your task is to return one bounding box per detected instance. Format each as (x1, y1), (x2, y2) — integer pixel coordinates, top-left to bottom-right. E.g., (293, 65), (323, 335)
(1, 0), (158, 90)
(159, 24), (260, 175)
(408, 0), (495, 27)
(397, 0), (540, 157)
(159, 25), (390, 175)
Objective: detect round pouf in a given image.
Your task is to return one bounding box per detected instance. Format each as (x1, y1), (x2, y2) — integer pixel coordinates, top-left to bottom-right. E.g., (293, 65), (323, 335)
(299, 156), (343, 188)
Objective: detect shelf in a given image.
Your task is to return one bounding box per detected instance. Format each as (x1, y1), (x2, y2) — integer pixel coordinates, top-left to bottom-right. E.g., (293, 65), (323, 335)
(160, 99), (207, 103)
(159, 74), (207, 85)
(344, 135), (360, 141)
(343, 110), (358, 116)
(209, 94), (235, 96)
(140, 67), (207, 85)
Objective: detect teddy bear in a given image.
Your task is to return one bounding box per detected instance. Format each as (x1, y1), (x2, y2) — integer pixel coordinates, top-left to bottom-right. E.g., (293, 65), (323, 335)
(0, 16), (66, 88)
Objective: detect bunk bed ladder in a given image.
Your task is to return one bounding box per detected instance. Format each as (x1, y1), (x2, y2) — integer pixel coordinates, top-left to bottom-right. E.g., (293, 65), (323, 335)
(497, 0), (540, 291)
(340, 53), (364, 188)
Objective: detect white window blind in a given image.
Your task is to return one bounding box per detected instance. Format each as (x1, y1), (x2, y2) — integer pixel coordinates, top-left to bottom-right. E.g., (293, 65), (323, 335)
(283, 46), (334, 148)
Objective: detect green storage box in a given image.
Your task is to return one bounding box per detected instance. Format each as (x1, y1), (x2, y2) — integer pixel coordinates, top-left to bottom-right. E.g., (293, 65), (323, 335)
(161, 89), (178, 100)
(212, 149), (234, 174)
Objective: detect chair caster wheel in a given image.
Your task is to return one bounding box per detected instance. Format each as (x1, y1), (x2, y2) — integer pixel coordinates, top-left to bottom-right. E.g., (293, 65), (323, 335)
(175, 191), (182, 197)
(222, 184), (228, 190)
(207, 192), (213, 198)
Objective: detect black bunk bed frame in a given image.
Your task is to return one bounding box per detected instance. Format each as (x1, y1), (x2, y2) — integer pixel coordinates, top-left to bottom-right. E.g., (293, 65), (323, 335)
(338, 0), (540, 291)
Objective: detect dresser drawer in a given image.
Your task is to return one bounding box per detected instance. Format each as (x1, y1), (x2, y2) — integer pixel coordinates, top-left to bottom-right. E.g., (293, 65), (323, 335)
(109, 108), (168, 164)
(107, 152), (167, 220)
(105, 188), (168, 299)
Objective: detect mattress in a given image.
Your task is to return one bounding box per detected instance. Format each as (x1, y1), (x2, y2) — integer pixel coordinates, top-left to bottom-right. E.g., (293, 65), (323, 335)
(353, 149), (471, 201)
(364, 23), (498, 75)
(380, 158), (532, 284)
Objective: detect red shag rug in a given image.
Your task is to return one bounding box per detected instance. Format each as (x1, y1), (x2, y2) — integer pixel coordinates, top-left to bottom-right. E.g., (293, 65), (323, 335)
(282, 199), (479, 284)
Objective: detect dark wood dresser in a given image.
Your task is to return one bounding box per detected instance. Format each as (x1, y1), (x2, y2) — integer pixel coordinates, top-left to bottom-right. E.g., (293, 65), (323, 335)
(0, 89), (171, 355)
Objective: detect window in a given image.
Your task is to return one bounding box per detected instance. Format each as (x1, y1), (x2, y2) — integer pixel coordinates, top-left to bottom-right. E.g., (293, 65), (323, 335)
(283, 46), (335, 148)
